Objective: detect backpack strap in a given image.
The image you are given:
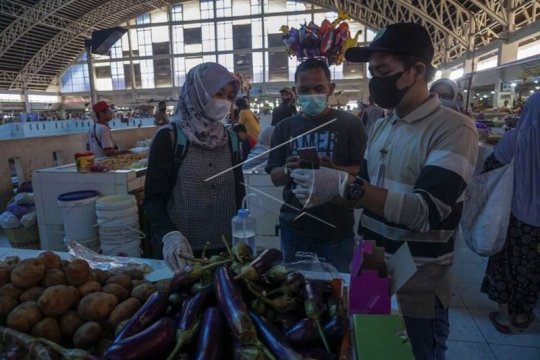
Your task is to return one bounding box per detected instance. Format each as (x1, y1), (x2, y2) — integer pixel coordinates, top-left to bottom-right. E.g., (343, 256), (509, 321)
(226, 128), (240, 165)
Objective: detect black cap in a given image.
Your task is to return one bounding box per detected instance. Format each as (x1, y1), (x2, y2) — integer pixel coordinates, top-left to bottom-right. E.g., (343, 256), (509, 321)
(345, 23), (434, 63)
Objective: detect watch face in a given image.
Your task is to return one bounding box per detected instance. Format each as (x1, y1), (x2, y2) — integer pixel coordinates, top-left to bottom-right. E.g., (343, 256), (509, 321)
(348, 178), (364, 200)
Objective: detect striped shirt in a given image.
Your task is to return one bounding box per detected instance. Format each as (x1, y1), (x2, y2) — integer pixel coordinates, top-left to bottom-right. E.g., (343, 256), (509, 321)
(359, 95), (478, 267)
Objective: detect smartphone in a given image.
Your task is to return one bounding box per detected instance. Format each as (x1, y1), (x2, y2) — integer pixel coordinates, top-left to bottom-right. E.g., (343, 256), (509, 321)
(298, 147), (319, 169)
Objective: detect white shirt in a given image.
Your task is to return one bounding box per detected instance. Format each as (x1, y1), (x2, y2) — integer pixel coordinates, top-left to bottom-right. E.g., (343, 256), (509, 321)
(87, 122), (115, 158)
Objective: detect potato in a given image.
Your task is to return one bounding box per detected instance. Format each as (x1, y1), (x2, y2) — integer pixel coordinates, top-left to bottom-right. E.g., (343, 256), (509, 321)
(0, 296), (18, 324)
(92, 269), (110, 285)
(108, 298), (141, 328)
(0, 263), (10, 286)
(115, 319), (129, 336)
(65, 259), (90, 286)
(37, 251), (63, 270)
(20, 286), (45, 302)
(10, 258), (46, 289)
(154, 279), (171, 296)
(0, 283), (23, 299)
(78, 292), (118, 321)
(59, 310), (84, 338)
(61, 259), (70, 268)
(102, 283), (128, 302)
(73, 321), (102, 348)
(31, 317), (62, 343)
(41, 268), (66, 287)
(131, 279), (149, 287)
(78, 281), (102, 297)
(6, 301), (43, 332)
(131, 283), (156, 303)
(122, 267), (144, 280)
(4, 256), (20, 268)
(38, 285), (76, 316)
(63, 287), (80, 311)
(106, 274), (132, 289)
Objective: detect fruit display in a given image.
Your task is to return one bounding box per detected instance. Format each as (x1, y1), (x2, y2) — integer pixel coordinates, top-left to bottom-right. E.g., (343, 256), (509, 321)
(0, 246), (348, 359)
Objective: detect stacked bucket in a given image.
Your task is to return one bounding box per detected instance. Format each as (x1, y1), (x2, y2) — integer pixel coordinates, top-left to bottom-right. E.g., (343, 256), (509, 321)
(95, 195), (142, 257)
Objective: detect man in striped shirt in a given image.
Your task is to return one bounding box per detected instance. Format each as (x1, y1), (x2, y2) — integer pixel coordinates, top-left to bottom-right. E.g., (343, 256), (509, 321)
(290, 23), (478, 360)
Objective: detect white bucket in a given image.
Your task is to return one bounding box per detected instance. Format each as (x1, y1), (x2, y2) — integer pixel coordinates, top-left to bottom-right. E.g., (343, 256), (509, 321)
(96, 194), (142, 258)
(57, 190), (100, 241)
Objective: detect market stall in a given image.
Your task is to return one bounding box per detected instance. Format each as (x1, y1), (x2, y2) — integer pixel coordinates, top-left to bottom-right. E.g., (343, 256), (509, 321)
(0, 245), (411, 360)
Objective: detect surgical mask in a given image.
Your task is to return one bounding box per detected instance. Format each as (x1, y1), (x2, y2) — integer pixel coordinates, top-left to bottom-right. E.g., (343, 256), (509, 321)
(297, 94), (328, 117)
(440, 98), (457, 110)
(206, 98), (231, 121)
(369, 71), (415, 109)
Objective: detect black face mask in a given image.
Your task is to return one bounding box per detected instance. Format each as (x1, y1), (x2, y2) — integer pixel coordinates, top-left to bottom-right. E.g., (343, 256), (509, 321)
(369, 71), (415, 109)
(282, 98), (291, 104)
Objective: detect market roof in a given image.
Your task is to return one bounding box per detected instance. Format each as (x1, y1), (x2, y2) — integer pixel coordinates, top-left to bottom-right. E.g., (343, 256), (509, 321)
(0, 0), (538, 91)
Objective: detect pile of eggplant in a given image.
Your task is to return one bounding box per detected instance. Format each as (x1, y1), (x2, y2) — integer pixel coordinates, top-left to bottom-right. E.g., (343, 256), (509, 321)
(102, 245), (349, 360)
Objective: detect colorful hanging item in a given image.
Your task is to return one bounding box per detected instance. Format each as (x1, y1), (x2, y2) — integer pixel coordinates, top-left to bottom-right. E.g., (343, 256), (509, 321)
(280, 10), (361, 66)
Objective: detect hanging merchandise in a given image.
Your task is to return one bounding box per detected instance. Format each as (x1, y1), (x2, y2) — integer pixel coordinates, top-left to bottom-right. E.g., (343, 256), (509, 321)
(280, 10), (362, 66)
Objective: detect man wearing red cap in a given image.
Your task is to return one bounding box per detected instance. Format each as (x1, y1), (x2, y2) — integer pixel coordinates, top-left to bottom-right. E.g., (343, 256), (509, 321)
(87, 101), (127, 157)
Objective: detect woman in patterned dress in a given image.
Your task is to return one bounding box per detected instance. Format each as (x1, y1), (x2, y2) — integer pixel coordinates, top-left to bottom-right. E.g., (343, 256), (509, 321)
(481, 92), (540, 333)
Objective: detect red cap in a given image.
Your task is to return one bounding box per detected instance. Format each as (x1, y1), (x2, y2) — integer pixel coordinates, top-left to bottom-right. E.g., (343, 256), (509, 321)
(92, 101), (109, 113)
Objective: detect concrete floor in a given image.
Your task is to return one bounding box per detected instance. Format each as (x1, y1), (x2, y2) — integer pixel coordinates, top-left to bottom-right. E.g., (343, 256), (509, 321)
(0, 229), (538, 359)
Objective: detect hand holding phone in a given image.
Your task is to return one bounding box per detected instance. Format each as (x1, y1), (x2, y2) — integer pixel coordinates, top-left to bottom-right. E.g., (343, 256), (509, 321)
(298, 147), (320, 169)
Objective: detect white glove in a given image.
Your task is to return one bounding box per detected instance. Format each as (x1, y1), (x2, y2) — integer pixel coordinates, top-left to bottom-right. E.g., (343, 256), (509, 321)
(290, 168), (349, 208)
(162, 231), (193, 271)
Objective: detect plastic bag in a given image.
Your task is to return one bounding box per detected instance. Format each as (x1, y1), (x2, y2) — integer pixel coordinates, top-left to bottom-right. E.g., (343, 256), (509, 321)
(65, 239), (152, 273)
(12, 192), (34, 205)
(6, 204), (34, 219)
(460, 161), (514, 256)
(0, 211), (21, 229)
(20, 211), (37, 228)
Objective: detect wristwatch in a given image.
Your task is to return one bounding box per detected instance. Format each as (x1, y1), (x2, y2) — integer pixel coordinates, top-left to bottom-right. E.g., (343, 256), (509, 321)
(347, 177), (365, 200)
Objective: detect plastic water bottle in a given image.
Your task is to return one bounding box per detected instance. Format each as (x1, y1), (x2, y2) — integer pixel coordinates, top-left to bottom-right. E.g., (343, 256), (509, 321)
(232, 209), (256, 255)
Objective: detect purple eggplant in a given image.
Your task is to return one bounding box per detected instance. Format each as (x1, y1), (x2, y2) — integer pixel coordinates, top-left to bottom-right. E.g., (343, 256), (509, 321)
(249, 311), (303, 360)
(167, 284), (215, 360)
(275, 314), (302, 332)
(304, 281), (331, 353)
(170, 259), (232, 293)
(103, 317), (176, 360)
(323, 314), (347, 346)
(285, 318), (319, 346)
(235, 248), (283, 280)
(215, 266), (258, 344)
(113, 291), (168, 343)
(193, 307), (225, 360)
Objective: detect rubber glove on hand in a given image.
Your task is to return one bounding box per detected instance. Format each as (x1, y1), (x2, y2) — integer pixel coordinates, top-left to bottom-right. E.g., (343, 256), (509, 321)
(290, 167), (349, 208)
(162, 231), (193, 272)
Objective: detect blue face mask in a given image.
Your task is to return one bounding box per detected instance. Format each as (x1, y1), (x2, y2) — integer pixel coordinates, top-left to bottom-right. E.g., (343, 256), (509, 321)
(297, 94), (328, 117)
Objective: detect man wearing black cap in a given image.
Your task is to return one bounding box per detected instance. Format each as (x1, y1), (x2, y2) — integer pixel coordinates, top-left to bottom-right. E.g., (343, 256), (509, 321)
(271, 87), (297, 126)
(289, 23), (478, 360)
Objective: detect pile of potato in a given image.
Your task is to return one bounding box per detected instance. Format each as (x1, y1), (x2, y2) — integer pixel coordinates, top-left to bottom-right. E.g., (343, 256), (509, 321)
(0, 252), (170, 355)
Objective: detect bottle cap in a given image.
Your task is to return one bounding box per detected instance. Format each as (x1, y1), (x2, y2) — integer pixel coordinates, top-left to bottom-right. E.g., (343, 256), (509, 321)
(238, 209), (249, 218)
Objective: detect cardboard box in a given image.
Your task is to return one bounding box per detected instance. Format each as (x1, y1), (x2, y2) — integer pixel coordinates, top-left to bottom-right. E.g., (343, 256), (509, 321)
(353, 314), (415, 360)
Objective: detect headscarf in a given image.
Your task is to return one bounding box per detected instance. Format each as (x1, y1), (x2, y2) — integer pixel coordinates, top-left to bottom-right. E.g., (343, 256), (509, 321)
(173, 63), (239, 149)
(430, 78), (458, 101)
(493, 92), (540, 226)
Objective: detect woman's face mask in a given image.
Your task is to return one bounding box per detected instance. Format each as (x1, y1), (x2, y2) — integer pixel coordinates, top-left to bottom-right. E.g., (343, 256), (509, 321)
(297, 94), (328, 117)
(206, 98), (231, 121)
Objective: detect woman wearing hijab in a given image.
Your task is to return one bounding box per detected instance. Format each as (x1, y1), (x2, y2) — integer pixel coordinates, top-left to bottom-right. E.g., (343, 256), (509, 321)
(430, 78), (459, 110)
(143, 63), (245, 271)
(481, 92), (540, 333)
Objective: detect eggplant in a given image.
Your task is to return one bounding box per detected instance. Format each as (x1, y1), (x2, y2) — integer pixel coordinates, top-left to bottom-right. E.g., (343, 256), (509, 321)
(193, 307), (225, 360)
(168, 292), (190, 310)
(262, 265), (290, 285)
(285, 318), (319, 346)
(268, 271), (305, 297)
(170, 258), (232, 293)
(245, 281), (301, 315)
(103, 317), (176, 360)
(215, 266), (258, 344)
(113, 291), (168, 343)
(304, 281), (331, 353)
(249, 311), (302, 360)
(275, 314), (302, 332)
(167, 284), (215, 360)
(236, 249), (283, 280)
(323, 314), (348, 346)
(310, 280), (334, 297)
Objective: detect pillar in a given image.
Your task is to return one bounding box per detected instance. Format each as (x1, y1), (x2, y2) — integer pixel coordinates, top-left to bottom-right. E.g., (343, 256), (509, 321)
(497, 40), (518, 66)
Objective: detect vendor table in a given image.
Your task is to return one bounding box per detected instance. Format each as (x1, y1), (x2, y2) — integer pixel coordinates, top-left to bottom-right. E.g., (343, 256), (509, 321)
(32, 163), (146, 252)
